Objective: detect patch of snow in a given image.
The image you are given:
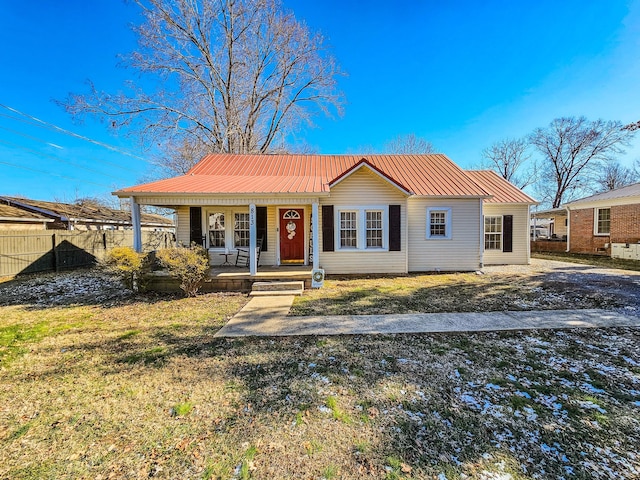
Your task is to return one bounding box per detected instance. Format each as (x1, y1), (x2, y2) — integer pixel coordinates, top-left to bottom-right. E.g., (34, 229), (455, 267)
(580, 382), (606, 394)
(576, 400), (606, 414)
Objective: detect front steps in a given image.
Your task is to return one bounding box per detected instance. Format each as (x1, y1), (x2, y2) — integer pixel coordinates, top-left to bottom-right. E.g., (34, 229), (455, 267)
(250, 280), (304, 296)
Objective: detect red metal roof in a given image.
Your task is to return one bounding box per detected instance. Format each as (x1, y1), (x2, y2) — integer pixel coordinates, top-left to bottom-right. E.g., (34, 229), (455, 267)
(117, 154), (494, 197)
(465, 170), (538, 204)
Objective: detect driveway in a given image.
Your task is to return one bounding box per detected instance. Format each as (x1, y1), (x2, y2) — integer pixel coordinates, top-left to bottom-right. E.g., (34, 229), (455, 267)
(484, 258), (640, 315)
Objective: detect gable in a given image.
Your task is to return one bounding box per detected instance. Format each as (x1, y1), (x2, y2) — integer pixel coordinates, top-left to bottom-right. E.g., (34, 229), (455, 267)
(328, 166), (409, 204)
(328, 160), (412, 195)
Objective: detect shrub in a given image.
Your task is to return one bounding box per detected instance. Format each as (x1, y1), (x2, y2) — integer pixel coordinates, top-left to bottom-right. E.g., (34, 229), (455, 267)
(103, 246), (146, 291)
(156, 245), (209, 297)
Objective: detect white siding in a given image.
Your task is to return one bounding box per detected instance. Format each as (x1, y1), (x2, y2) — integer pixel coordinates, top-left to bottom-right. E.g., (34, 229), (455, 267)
(407, 198), (481, 271)
(175, 206), (190, 246)
(259, 205), (277, 266)
(319, 168), (408, 274)
(483, 204), (530, 265)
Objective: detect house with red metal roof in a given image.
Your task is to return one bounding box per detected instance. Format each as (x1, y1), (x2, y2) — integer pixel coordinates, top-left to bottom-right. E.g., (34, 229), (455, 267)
(114, 154), (537, 278)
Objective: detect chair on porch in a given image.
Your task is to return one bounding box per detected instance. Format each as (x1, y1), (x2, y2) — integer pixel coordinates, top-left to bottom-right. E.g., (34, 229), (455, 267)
(235, 236), (263, 267)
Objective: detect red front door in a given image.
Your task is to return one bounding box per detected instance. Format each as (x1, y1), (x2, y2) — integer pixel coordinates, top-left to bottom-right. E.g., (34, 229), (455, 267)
(280, 209), (305, 264)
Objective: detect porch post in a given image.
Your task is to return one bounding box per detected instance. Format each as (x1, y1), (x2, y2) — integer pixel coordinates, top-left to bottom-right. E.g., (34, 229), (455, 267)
(312, 201), (319, 270)
(249, 203), (257, 276)
(130, 196), (142, 253)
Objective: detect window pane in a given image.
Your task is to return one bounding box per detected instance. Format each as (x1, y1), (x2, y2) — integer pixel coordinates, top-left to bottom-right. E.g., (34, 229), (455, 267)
(366, 210), (383, 248)
(340, 211), (357, 248)
(208, 213), (225, 248)
(430, 211), (446, 236)
(234, 213), (250, 247)
(484, 216), (502, 250)
(597, 208), (610, 234)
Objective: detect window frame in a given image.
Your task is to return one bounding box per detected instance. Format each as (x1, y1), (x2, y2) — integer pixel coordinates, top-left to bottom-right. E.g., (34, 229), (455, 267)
(594, 207), (611, 236)
(208, 212), (226, 248)
(234, 212), (251, 248)
(205, 208), (250, 250)
(334, 205), (389, 251)
(484, 215), (503, 251)
(339, 209), (359, 249)
(426, 207), (452, 240)
(365, 209), (384, 249)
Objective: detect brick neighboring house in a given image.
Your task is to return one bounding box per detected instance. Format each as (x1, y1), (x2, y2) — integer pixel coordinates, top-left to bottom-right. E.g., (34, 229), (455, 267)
(564, 182), (640, 255)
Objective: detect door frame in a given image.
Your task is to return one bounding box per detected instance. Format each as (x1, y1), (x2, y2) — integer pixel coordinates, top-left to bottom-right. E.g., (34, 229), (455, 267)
(277, 206), (308, 266)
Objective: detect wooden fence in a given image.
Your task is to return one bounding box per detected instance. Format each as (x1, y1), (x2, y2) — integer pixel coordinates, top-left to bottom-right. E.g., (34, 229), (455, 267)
(0, 230), (175, 277)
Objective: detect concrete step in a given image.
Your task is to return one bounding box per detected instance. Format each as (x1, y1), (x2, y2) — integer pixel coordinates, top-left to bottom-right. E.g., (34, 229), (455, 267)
(250, 281), (304, 296)
(249, 290), (303, 297)
(251, 281), (305, 292)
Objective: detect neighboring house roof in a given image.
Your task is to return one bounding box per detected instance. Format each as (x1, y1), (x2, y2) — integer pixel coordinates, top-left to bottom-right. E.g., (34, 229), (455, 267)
(0, 196), (173, 227)
(564, 182), (640, 208)
(465, 170), (538, 204)
(115, 154), (491, 198)
(531, 207), (567, 218)
(0, 203), (52, 222)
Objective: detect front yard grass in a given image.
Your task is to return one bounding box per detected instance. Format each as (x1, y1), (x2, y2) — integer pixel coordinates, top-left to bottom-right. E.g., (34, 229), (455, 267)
(290, 271), (618, 316)
(1, 270), (640, 479)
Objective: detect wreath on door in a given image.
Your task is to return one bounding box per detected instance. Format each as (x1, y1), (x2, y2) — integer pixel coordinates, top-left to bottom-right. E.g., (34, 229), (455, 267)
(286, 220), (297, 239)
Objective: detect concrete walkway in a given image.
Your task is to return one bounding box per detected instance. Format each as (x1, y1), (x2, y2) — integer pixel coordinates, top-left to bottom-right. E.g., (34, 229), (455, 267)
(214, 295), (640, 337)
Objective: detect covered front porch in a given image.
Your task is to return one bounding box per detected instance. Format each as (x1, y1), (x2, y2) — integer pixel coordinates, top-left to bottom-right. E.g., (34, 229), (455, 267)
(129, 195), (323, 278)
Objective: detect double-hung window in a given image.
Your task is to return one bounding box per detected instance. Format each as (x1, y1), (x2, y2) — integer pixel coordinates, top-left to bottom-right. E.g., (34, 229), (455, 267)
(339, 211), (358, 248)
(484, 216), (502, 250)
(336, 206), (388, 250)
(234, 213), (250, 247)
(365, 210), (383, 248)
(208, 212), (225, 248)
(426, 207), (452, 239)
(595, 207), (610, 235)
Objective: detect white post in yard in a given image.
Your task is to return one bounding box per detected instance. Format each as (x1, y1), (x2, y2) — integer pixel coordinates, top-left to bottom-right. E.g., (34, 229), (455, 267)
(312, 202), (319, 270)
(249, 203), (257, 276)
(131, 196), (142, 253)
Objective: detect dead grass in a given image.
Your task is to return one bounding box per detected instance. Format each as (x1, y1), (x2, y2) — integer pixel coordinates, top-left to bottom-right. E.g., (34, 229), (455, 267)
(290, 272), (619, 316)
(2, 269), (640, 479)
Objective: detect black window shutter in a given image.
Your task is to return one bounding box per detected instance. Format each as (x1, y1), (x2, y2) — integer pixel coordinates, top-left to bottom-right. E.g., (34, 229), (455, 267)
(189, 207), (203, 245)
(256, 206), (268, 251)
(503, 215), (513, 253)
(389, 205), (401, 251)
(322, 205), (334, 252)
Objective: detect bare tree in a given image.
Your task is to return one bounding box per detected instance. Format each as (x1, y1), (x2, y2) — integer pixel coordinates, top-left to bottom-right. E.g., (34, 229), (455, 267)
(530, 117), (635, 208)
(595, 161), (638, 192)
(61, 0), (343, 164)
(154, 138), (211, 176)
(623, 120), (640, 132)
(480, 138), (535, 189)
(384, 134), (435, 154)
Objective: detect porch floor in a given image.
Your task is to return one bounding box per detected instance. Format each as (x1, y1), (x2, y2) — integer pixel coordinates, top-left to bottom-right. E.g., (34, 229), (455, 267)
(208, 265), (312, 280)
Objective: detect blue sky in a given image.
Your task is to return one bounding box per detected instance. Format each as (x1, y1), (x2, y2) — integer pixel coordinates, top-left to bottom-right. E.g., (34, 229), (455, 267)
(1, 0), (639, 202)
